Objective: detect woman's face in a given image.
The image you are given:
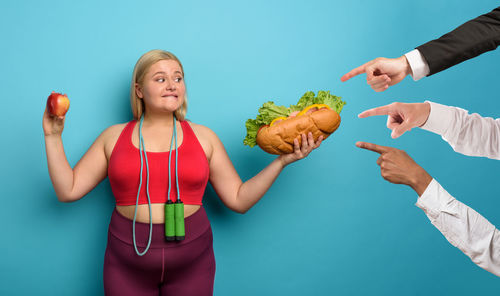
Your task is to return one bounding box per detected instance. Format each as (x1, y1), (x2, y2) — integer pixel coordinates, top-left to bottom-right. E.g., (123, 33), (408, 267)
(136, 59), (185, 115)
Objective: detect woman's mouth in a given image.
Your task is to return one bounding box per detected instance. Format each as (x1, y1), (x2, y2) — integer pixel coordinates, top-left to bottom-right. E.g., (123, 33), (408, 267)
(162, 94), (178, 99)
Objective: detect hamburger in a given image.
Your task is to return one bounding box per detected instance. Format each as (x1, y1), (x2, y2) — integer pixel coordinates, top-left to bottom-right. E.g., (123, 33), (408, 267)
(244, 91), (346, 154)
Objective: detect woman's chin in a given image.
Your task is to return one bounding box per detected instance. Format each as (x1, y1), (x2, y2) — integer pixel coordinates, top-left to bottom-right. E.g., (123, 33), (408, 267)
(156, 102), (182, 112)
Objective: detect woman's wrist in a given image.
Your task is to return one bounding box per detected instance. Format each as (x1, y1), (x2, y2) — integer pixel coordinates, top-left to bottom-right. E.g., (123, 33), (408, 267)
(276, 155), (288, 169)
(44, 133), (62, 142)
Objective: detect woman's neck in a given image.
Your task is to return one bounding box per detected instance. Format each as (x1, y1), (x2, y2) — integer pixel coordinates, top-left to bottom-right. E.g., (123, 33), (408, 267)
(142, 111), (176, 128)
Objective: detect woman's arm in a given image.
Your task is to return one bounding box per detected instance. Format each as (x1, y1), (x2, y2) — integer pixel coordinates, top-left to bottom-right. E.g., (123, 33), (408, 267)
(202, 125), (322, 213)
(43, 109), (110, 202)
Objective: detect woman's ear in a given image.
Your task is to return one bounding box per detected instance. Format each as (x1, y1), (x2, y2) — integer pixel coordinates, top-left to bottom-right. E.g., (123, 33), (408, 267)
(135, 83), (143, 99)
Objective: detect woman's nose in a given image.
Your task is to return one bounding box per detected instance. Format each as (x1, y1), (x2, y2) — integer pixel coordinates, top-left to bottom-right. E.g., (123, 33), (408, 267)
(165, 79), (175, 90)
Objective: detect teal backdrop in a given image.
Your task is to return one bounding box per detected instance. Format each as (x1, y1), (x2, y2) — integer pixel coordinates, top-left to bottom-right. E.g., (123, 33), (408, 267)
(1, 0), (499, 295)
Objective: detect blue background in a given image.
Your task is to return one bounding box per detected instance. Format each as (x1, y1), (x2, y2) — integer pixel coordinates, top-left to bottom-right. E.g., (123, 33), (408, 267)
(1, 0), (499, 295)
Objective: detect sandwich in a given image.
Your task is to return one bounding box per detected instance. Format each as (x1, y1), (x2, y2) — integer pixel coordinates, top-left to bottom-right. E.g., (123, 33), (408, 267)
(243, 91), (346, 154)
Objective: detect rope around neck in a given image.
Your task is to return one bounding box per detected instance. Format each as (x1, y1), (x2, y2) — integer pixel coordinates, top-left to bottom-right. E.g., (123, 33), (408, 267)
(167, 115), (181, 203)
(132, 115), (180, 256)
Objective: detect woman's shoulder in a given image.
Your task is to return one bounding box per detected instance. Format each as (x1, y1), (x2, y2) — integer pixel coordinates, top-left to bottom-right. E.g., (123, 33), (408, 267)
(102, 122), (130, 138)
(184, 120), (219, 159)
(185, 120), (218, 139)
(98, 121), (135, 146)
(100, 121), (135, 157)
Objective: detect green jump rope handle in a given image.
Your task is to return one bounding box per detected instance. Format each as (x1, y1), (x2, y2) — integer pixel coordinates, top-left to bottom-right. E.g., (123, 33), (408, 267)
(165, 201), (175, 241)
(174, 200), (185, 241)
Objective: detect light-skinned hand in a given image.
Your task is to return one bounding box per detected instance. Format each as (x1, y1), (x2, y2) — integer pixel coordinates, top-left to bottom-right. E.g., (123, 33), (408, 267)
(358, 102), (431, 138)
(43, 108), (66, 137)
(341, 56), (412, 92)
(279, 132), (323, 167)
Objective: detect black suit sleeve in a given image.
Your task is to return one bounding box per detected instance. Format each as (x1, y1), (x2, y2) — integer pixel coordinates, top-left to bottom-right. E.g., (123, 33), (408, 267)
(416, 6), (500, 76)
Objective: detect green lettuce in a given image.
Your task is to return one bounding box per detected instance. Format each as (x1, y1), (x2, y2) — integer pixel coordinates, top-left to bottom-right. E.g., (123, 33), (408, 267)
(243, 90), (346, 147)
(290, 90), (345, 113)
(243, 101), (290, 147)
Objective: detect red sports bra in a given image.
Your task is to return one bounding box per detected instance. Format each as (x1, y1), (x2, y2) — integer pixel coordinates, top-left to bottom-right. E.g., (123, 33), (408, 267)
(108, 120), (209, 206)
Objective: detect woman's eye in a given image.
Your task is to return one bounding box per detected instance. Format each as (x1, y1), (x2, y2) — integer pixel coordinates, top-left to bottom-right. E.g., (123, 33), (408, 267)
(175, 77), (182, 82)
(156, 78), (165, 82)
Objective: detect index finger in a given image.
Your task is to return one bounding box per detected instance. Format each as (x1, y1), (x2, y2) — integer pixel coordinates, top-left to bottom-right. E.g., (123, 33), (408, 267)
(355, 141), (389, 154)
(358, 104), (392, 118)
(340, 63), (368, 82)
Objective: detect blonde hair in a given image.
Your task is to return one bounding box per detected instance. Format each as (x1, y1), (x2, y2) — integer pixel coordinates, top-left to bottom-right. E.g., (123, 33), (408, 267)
(130, 49), (188, 121)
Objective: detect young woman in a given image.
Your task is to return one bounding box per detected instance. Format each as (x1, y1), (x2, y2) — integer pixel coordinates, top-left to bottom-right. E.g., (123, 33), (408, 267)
(43, 49), (323, 296)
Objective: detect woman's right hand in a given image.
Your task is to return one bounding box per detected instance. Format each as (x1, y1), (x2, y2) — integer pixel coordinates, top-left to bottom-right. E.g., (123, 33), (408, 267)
(43, 108), (66, 136)
(278, 132), (323, 167)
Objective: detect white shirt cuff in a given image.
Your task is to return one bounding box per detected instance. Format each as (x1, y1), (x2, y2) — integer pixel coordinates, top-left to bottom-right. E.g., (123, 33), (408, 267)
(420, 101), (454, 136)
(415, 178), (443, 219)
(405, 49), (430, 81)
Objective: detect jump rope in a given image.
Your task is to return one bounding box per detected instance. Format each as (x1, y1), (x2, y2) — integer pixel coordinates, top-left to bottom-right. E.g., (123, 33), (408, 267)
(132, 114), (185, 256)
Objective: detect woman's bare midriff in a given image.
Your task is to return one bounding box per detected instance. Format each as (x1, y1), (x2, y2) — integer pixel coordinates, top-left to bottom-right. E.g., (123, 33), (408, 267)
(116, 204), (201, 223)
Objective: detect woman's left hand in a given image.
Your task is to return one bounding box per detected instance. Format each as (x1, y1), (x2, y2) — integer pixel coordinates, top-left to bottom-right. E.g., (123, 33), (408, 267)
(278, 132), (323, 167)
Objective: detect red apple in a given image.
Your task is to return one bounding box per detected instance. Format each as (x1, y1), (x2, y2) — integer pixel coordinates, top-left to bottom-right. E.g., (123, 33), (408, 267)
(47, 91), (70, 117)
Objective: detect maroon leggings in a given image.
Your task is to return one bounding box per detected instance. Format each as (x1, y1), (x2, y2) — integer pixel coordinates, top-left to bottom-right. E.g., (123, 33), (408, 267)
(103, 207), (215, 296)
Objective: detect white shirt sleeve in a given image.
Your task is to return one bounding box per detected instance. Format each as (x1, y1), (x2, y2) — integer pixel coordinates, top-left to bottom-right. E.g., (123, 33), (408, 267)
(416, 179), (500, 277)
(404, 49), (430, 81)
(420, 101), (500, 160)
